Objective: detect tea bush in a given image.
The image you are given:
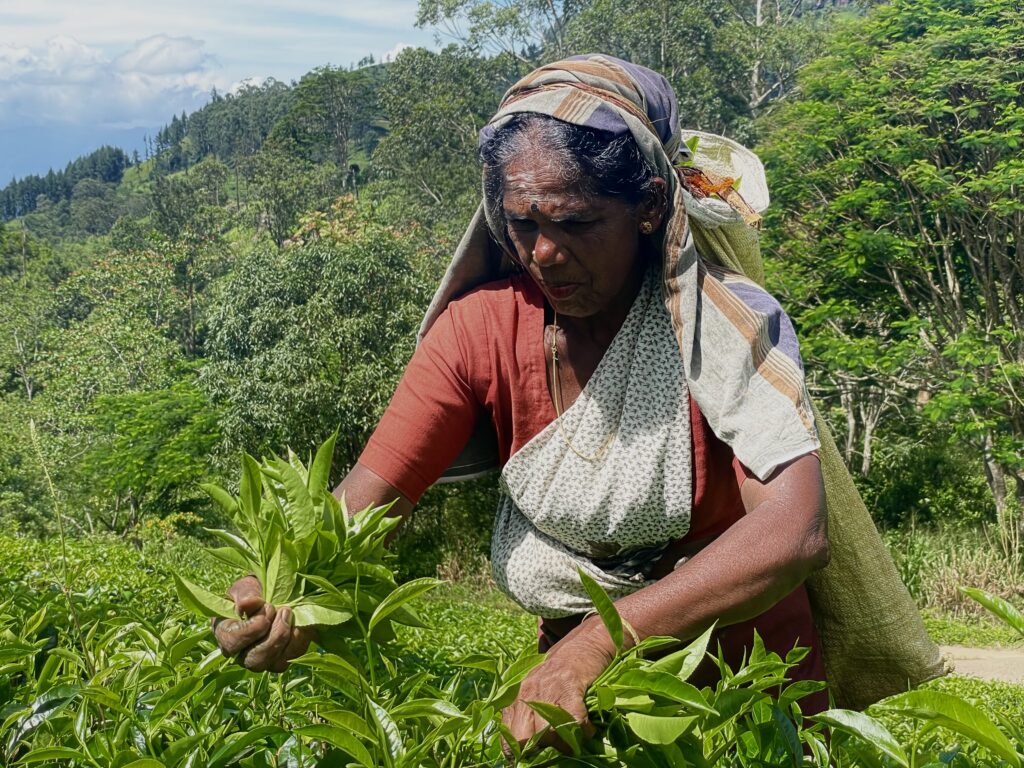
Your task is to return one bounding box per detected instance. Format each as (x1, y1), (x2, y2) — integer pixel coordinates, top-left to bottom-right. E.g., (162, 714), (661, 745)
(1, 444), (1022, 766)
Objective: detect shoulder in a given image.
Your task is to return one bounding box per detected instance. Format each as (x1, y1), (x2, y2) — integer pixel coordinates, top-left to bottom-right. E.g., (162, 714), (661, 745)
(701, 264), (804, 372)
(443, 273), (542, 330)
(703, 264), (786, 316)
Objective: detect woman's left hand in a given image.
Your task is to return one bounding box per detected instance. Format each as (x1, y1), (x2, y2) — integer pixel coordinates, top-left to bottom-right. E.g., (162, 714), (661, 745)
(501, 631), (612, 755)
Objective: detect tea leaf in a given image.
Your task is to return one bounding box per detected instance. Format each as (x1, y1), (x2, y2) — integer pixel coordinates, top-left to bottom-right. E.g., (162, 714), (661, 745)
(390, 699), (466, 720)
(208, 546), (253, 572)
(208, 725), (286, 768)
(173, 575), (236, 620)
(150, 675), (203, 724)
(239, 453), (263, 521)
(298, 724), (374, 767)
(320, 709), (377, 740)
(201, 483), (238, 516)
(874, 690), (1020, 767)
(274, 458), (316, 541)
(368, 577), (440, 633)
(267, 540), (298, 605)
(526, 701), (583, 754)
(813, 708), (908, 767)
(625, 712), (696, 745)
(611, 670), (716, 714)
(17, 747), (90, 764)
(649, 623), (715, 681)
(577, 568), (623, 652)
(771, 706), (802, 768)
(960, 587), (1024, 636)
(204, 527), (257, 559)
(308, 430), (338, 502)
(291, 602), (353, 627)
(368, 698), (405, 761)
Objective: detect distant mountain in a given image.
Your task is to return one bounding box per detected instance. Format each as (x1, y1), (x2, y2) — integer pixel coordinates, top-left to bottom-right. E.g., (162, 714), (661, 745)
(0, 125), (155, 184)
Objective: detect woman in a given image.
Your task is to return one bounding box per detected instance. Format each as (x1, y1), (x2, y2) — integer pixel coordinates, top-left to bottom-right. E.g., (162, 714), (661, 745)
(214, 54), (831, 746)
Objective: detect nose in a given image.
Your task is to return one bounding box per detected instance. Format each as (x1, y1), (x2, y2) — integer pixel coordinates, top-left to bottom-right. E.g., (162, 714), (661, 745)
(531, 231), (563, 267)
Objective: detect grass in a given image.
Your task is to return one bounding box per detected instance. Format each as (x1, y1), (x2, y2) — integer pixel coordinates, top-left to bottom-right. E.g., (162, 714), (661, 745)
(924, 610), (1024, 648)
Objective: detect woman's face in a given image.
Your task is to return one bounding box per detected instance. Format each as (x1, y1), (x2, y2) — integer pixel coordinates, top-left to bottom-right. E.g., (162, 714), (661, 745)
(502, 146), (664, 321)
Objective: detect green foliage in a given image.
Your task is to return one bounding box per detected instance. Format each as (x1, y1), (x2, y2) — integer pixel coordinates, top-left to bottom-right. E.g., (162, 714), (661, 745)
(271, 66), (385, 167)
(82, 378), (221, 524)
(760, 0), (1024, 519)
(884, 526), (1022, 616)
(371, 46), (509, 238)
(922, 611), (1023, 648)
(201, 204), (425, 468)
(0, 146), (130, 221)
(962, 587), (1024, 639)
(3, 525), (1024, 766)
(180, 436), (439, 639)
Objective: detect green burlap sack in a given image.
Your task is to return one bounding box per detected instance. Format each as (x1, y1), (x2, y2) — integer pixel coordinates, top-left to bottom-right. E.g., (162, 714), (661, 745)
(805, 401), (948, 709)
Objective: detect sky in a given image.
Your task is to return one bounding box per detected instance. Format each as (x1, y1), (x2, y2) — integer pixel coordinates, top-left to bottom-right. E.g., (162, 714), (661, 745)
(0, 1), (438, 181)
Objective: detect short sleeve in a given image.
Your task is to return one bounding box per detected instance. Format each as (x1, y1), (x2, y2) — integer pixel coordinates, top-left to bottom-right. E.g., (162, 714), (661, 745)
(358, 309), (482, 503)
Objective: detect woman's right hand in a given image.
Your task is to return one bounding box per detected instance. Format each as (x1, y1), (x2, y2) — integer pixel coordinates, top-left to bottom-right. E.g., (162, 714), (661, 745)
(213, 575), (315, 672)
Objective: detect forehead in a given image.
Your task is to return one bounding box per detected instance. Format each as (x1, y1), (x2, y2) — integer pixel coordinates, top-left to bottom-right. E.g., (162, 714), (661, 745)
(502, 149), (592, 213)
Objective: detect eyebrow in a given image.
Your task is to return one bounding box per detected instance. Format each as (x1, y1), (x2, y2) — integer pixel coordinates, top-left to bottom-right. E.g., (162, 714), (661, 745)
(503, 208), (593, 222)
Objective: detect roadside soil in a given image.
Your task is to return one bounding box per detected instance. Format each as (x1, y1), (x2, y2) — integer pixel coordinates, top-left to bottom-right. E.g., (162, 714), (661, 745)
(941, 645), (1024, 683)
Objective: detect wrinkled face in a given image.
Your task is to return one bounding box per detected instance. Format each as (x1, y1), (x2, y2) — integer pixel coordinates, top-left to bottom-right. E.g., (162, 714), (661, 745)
(502, 147), (659, 319)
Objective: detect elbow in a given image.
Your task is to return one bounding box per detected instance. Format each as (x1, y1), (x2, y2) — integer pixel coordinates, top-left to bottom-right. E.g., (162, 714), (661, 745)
(806, 529), (830, 573)
(799, 511), (830, 575)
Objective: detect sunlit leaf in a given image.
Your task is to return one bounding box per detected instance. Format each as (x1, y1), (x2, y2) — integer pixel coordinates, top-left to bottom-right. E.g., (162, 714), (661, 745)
(368, 577), (440, 633)
(625, 712), (696, 745)
(874, 690), (1019, 767)
(173, 575), (236, 620)
(577, 568), (623, 652)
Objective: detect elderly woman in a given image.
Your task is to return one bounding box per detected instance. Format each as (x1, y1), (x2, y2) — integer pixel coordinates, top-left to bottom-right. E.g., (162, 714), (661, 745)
(214, 54), (832, 744)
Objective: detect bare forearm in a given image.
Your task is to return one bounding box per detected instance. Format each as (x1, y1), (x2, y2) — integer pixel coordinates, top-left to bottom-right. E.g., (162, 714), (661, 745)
(332, 461), (414, 521)
(566, 455), (829, 656)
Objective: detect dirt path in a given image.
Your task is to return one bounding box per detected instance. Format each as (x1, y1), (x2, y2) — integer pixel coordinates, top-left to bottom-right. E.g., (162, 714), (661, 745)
(941, 645), (1024, 683)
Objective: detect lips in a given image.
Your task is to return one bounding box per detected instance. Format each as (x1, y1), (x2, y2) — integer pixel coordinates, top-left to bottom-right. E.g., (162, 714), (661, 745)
(545, 283), (579, 299)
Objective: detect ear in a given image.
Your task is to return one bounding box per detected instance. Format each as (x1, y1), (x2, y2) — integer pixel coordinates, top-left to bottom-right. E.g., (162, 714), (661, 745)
(639, 177), (669, 230)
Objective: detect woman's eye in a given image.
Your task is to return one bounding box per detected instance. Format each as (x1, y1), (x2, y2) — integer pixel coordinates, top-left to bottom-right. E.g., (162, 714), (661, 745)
(562, 220), (595, 232)
(508, 220), (536, 232)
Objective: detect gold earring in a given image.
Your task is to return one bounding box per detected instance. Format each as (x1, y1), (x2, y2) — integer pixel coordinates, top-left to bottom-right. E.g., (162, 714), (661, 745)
(640, 221), (654, 235)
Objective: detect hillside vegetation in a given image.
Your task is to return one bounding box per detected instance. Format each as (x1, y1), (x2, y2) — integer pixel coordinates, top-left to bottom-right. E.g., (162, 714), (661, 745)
(0, 0), (1020, 670)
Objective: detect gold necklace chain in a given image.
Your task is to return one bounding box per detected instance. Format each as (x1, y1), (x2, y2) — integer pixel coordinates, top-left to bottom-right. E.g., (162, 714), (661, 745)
(548, 312), (616, 462)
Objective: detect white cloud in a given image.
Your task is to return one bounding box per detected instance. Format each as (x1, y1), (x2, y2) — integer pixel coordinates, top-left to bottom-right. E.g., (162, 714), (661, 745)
(381, 43), (412, 63)
(0, 2), (437, 133)
(114, 34), (209, 75)
(0, 35), (224, 128)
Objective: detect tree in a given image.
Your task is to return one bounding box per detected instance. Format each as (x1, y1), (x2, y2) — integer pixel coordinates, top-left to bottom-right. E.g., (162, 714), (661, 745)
(247, 139), (334, 247)
(371, 46), (508, 238)
(271, 66), (377, 167)
(82, 378), (220, 530)
(416, 0), (586, 67)
(200, 202), (426, 470)
(70, 178), (118, 236)
(759, 0), (1024, 520)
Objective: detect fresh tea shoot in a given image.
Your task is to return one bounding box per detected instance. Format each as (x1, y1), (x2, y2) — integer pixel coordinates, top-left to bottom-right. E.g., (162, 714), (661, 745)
(175, 433), (438, 635)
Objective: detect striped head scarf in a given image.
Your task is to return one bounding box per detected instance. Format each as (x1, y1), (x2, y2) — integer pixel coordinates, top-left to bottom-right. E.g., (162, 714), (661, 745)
(422, 54), (819, 478)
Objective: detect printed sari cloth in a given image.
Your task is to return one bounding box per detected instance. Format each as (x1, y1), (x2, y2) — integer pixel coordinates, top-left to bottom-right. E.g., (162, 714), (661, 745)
(419, 54), (945, 709)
